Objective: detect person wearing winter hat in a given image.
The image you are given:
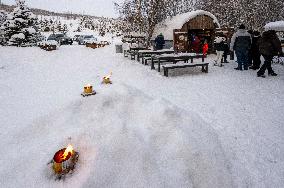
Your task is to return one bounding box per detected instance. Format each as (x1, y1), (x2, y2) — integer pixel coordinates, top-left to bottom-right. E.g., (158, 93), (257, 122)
(154, 33), (165, 50)
(257, 30), (283, 77)
(213, 33), (227, 67)
(249, 31), (261, 70)
(230, 24), (252, 70)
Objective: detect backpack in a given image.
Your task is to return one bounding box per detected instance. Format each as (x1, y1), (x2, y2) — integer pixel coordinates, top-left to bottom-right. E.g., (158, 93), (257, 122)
(234, 36), (251, 50)
(258, 36), (274, 56)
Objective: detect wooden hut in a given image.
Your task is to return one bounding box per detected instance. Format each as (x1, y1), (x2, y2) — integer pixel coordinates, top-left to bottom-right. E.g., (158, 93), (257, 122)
(152, 10), (220, 53)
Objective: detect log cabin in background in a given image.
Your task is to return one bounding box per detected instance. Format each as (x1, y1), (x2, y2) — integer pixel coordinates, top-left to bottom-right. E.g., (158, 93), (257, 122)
(152, 10), (221, 53)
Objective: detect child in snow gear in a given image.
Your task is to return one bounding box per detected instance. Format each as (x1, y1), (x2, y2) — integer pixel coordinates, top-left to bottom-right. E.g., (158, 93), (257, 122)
(203, 40), (209, 56)
(155, 33), (165, 50)
(257, 30), (283, 77)
(192, 35), (201, 53)
(214, 34), (227, 67)
(249, 31), (261, 70)
(230, 24), (252, 70)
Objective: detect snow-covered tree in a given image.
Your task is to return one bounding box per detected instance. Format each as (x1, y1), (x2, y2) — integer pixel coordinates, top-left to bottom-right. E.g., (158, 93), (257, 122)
(0, 10), (7, 25)
(116, 0), (175, 43)
(0, 0), (41, 46)
(0, 10), (7, 45)
(196, 0), (284, 30)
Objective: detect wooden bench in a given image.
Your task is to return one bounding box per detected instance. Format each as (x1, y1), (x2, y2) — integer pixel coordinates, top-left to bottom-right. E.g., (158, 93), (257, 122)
(163, 62), (209, 77)
(151, 54), (205, 72)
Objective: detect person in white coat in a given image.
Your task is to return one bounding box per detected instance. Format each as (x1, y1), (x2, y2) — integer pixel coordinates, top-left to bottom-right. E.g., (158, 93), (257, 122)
(214, 34), (227, 67)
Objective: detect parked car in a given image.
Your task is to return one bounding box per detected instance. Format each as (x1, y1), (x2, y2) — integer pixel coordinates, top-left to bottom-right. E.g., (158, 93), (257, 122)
(280, 37), (284, 47)
(78, 35), (97, 45)
(47, 34), (73, 45)
(73, 35), (81, 42)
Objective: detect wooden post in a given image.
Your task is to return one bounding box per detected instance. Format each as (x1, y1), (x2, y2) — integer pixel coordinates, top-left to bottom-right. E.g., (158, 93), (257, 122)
(151, 56), (155, 70)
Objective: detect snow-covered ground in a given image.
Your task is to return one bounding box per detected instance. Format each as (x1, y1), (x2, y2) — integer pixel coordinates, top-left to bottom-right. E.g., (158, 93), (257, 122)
(0, 45), (283, 188)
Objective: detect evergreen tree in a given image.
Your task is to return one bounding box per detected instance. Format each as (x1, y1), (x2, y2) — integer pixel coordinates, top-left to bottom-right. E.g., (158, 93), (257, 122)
(0, 10), (6, 25)
(0, 0), (41, 46)
(0, 10), (7, 45)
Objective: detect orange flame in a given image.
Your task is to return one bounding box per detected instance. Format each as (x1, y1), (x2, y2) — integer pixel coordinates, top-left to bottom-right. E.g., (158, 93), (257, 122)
(63, 145), (73, 159)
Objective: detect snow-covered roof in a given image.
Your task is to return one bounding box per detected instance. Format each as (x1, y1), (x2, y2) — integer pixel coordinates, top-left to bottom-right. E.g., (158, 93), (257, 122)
(264, 21), (284, 31)
(152, 10), (220, 40)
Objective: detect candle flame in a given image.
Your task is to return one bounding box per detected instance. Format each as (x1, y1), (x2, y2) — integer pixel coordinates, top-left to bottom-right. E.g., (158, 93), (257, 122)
(63, 145), (73, 159)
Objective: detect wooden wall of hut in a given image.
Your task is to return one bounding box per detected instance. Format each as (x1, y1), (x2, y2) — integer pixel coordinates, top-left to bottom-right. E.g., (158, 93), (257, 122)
(182, 15), (216, 30)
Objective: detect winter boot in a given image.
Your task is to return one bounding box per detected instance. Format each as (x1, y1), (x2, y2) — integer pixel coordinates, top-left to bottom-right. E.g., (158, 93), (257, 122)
(257, 74), (266, 78)
(269, 72), (277, 76)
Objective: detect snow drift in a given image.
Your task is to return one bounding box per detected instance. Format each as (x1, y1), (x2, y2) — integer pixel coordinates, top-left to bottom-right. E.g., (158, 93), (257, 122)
(0, 83), (233, 188)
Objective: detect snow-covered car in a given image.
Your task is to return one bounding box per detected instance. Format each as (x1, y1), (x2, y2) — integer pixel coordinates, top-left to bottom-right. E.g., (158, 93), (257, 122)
(77, 35), (97, 45)
(47, 34), (73, 45)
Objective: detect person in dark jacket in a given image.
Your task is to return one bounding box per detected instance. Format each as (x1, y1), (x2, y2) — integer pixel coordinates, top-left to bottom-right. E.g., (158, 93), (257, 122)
(155, 33), (165, 50)
(230, 24), (252, 70)
(257, 30), (283, 77)
(249, 31), (261, 70)
(247, 30), (254, 66)
(223, 35), (229, 63)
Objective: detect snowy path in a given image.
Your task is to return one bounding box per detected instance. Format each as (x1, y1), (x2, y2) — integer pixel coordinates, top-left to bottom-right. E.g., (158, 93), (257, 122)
(0, 45), (283, 188)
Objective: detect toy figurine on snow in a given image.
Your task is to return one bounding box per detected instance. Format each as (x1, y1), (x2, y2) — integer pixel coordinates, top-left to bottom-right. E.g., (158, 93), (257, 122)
(102, 72), (112, 84)
(81, 84), (96, 97)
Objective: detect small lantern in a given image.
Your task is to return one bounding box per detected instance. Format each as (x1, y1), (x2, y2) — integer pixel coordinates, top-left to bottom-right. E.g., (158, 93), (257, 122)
(50, 145), (79, 180)
(81, 84), (96, 97)
(84, 84), (93, 94)
(102, 73), (112, 84)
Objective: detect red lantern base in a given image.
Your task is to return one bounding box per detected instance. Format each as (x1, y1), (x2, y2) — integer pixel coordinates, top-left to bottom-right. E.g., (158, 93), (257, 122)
(48, 149), (79, 180)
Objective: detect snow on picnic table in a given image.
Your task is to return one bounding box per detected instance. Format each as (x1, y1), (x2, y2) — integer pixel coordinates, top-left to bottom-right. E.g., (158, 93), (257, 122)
(0, 45), (284, 188)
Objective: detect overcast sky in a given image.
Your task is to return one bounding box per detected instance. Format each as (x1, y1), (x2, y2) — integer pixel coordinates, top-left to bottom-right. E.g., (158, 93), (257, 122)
(2, 0), (123, 17)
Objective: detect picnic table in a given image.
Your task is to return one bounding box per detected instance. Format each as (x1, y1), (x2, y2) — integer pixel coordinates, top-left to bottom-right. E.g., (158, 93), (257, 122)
(151, 53), (205, 72)
(137, 49), (175, 64)
(124, 47), (149, 60)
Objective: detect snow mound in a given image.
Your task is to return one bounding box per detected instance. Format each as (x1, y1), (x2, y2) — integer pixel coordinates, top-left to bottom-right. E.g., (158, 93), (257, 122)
(0, 84), (234, 188)
(152, 10), (220, 40)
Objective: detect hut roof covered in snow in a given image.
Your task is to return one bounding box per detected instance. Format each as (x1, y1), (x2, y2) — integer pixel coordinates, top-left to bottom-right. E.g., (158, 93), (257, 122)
(152, 10), (220, 40)
(264, 21), (284, 31)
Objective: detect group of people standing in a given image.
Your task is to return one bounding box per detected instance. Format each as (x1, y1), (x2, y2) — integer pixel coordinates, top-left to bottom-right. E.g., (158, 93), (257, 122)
(215, 24), (283, 78)
(154, 25), (283, 78)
